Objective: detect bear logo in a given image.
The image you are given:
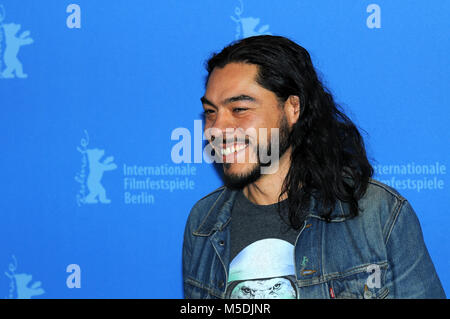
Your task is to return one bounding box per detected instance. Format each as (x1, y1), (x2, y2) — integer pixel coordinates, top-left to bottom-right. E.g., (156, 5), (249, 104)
(5, 255), (45, 299)
(13, 273), (45, 299)
(239, 16), (271, 38)
(1, 22), (33, 78)
(84, 148), (117, 204)
(231, 0), (271, 39)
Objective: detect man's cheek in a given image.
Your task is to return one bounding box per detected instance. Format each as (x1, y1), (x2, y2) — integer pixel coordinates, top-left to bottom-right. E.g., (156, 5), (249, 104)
(259, 128), (281, 175)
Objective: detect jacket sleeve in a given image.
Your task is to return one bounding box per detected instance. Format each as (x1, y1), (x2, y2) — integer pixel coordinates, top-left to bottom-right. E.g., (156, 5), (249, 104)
(384, 199), (446, 298)
(182, 208), (194, 299)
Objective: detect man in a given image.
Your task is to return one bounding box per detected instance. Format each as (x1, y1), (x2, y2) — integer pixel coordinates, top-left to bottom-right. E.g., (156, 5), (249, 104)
(182, 35), (445, 299)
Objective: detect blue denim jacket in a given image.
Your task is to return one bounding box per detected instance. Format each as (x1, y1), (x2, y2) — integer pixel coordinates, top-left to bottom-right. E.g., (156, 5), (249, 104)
(183, 179), (446, 299)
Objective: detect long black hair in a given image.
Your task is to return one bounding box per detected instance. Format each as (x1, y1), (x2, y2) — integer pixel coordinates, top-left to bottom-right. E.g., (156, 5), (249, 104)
(205, 35), (374, 229)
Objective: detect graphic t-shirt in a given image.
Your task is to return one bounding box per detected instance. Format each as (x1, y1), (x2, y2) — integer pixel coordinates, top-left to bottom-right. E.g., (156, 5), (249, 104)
(226, 190), (300, 299)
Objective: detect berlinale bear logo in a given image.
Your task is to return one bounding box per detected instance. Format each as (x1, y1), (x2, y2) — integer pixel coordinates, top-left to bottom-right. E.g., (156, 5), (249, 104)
(84, 148), (117, 204)
(231, 0), (272, 39)
(0, 5), (34, 79)
(5, 255), (45, 299)
(75, 130), (117, 206)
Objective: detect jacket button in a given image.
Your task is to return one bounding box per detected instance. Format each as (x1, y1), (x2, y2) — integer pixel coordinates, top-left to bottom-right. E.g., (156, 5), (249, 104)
(219, 240), (225, 246)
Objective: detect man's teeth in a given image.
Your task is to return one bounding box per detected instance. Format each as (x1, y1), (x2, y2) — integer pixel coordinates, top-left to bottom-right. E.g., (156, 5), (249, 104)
(220, 144), (247, 156)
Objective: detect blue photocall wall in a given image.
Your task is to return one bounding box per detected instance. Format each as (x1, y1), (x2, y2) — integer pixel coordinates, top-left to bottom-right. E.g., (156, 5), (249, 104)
(0, 0), (448, 298)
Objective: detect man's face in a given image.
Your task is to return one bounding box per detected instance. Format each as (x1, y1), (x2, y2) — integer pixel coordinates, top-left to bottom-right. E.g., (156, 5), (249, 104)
(202, 62), (290, 188)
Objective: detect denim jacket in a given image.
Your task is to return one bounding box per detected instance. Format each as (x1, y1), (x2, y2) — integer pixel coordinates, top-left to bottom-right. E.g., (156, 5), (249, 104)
(182, 179), (446, 299)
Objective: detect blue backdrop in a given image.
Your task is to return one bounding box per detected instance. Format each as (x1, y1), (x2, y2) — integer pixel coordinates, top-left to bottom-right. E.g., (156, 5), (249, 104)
(0, 0), (448, 298)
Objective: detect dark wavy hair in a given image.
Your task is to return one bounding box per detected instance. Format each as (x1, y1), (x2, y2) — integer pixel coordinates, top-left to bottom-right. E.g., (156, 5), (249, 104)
(205, 35), (374, 229)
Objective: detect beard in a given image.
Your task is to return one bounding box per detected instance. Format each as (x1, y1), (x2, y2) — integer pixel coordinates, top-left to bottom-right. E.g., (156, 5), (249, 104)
(223, 114), (291, 189)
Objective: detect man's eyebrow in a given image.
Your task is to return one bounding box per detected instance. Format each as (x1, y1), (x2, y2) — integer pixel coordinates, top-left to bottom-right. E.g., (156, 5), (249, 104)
(200, 96), (217, 109)
(222, 95), (256, 104)
(200, 94), (256, 108)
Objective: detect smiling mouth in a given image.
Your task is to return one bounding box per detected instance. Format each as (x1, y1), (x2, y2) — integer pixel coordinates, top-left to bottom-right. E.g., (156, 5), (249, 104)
(210, 138), (250, 158)
(219, 143), (248, 156)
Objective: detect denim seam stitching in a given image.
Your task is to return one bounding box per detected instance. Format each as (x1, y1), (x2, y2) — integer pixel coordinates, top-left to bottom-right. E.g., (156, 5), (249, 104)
(185, 277), (223, 299)
(368, 179), (405, 201)
(209, 236), (228, 298)
(383, 198), (406, 245)
(296, 261), (389, 287)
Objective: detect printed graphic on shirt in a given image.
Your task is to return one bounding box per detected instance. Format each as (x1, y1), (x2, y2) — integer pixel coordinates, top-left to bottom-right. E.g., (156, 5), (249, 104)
(226, 238), (298, 299)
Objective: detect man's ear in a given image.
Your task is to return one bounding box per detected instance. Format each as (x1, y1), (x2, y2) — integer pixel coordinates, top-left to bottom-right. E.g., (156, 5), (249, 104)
(284, 95), (300, 126)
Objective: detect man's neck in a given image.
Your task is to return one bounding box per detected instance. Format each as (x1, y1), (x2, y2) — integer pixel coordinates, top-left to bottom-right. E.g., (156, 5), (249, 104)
(242, 149), (291, 205)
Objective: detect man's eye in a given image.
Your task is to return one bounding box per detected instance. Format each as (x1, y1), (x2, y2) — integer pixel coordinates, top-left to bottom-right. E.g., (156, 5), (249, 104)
(203, 109), (215, 115)
(233, 107), (248, 113)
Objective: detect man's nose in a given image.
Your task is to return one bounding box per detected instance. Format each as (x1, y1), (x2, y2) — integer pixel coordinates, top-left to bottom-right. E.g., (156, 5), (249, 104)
(212, 110), (234, 132)
(208, 111), (235, 142)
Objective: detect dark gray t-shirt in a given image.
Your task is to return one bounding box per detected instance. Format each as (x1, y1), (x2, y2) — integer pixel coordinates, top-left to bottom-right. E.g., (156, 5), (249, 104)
(226, 190), (300, 299)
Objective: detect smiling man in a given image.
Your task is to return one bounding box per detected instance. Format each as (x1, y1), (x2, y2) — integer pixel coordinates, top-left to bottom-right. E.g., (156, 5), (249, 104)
(200, 62), (292, 188)
(182, 35), (445, 299)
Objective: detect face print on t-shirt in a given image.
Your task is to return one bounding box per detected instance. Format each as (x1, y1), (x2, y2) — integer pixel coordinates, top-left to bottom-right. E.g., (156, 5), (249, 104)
(226, 238), (298, 299)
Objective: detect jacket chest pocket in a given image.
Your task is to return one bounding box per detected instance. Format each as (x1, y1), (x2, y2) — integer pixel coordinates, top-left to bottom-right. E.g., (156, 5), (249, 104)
(328, 262), (390, 299)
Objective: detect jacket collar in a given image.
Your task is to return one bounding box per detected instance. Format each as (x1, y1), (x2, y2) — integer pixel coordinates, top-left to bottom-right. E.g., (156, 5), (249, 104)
(193, 187), (237, 236)
(307, 194), (352, 222)
(193, 187), (352, 236)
